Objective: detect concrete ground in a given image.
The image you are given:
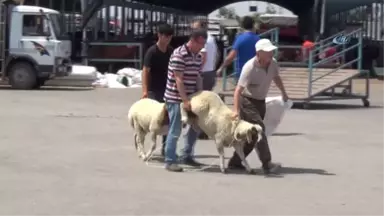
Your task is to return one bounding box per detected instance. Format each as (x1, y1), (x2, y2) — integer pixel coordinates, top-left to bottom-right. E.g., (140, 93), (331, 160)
(0, 80), (382, 215)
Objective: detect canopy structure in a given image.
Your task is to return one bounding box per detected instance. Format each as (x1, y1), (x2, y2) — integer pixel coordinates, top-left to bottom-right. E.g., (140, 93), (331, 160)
(118, 0), (382, 15)
(19, 0), (383, 36)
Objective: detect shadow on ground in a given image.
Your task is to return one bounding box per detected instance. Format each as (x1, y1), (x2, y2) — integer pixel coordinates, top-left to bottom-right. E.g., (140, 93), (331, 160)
(198, 165), (336, 177)
(271, 132), (304, 136)
(292, 102), (382, 110)
(0, 86), (94, 91)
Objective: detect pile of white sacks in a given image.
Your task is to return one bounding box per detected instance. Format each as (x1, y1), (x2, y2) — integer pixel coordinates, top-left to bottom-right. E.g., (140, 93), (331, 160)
(92, 67), (143, 88)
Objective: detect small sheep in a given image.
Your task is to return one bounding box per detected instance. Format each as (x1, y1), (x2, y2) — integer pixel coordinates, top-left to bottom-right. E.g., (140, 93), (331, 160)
(180, 90), (263, 174)
(127, 98), (168, 161)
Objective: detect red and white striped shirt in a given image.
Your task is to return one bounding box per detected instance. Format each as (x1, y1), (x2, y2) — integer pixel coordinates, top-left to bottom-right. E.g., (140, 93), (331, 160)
(164, 44), (202, 103)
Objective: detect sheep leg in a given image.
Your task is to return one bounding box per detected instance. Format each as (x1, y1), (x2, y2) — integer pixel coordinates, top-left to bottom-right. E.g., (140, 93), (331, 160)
(179, 103), (189, 124)
(135, 130), (146, 160)
(233, 144), (254, 174)
(144, 132), (157, 161)
(216, 144), (226, 174)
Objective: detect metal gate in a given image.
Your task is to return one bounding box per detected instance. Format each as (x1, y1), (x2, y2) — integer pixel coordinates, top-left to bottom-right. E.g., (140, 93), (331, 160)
(328, 2), (384, 71)
(24, 0), (207, 72)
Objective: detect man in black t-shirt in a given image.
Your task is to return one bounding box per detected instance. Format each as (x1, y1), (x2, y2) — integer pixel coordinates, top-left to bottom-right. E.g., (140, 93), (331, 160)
(142, 23), (174, 157)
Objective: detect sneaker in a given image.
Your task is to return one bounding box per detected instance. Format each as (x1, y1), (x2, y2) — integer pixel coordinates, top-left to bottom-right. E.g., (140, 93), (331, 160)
(165, 163), (183, 172)
(161, 150), (179, 160)
(263, 162), (282, 174)
(180, 157), (204, 167)
(198, 132), (209, 140)
(227, 162), (246, 170)
(228, 160), (245, 170)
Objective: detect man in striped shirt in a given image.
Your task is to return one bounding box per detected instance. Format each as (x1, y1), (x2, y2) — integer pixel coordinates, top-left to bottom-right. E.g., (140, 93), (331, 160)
(163, 29), (207, 172)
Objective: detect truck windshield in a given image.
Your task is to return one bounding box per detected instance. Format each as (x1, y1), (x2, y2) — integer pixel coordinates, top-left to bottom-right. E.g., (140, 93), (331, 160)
(49, 14), (68, 40)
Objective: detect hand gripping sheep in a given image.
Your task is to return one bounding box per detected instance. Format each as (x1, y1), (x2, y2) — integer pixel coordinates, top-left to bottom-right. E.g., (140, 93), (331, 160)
(127, 98), (168, 161)
(180, 90), (263, 174)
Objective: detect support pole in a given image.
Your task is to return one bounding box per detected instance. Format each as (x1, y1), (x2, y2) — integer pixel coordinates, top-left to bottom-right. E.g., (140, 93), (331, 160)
(80, 0), (88, 65)
(320, 0), (326, 35)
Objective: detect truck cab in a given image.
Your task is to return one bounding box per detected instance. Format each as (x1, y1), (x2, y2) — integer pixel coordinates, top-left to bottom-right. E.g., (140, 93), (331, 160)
(1, 3), (72, 89)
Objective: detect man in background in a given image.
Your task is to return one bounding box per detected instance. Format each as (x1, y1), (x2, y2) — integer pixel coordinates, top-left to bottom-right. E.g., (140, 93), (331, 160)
(216, 16), (260, 82)
(192, 20), (218, 91)
(301, 35), (315, 61)
(141, 23), (174, 157)
(191, 20), (219, 140)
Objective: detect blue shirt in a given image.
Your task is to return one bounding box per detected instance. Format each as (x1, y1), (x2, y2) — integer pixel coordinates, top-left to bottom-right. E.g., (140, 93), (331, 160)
(232, 32), (260, 78)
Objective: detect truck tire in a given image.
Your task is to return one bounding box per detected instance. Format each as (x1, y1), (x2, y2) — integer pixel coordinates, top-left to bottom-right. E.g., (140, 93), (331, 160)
(8, 62), (37, 90)
(33, 78), (48, 89)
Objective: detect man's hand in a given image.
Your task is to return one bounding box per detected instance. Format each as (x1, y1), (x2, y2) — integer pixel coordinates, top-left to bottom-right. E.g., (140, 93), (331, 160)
(231, 111), (239, 120)
(141, 91), (148, 99)
(216, 67), (223, 77)
(183, 100), (192, 111)
(282, 92), (289, 102)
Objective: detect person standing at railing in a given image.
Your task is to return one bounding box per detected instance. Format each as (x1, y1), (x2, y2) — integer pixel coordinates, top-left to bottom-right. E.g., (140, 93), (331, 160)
(216, 16), (260, 82)
(141, 23), (174, 157)
(191, 20), (219, 92)
(301, 35), (315, 62)
(228, 38), (288, 175)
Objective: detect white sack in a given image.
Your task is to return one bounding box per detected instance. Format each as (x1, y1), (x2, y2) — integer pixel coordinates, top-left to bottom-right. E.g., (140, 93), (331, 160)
(116, 67), (142, 85)
(71, 65), (98, 77)
(105, 73), (127, 88)
(264, 96), (293, 137)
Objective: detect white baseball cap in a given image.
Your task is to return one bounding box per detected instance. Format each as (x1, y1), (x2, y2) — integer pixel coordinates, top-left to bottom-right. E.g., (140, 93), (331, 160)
(255, 38), (277, 52)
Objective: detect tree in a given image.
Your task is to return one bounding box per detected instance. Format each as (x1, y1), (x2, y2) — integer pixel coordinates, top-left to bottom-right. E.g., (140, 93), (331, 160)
(217, 6), (239, 20)
(265, 3), (277, 14)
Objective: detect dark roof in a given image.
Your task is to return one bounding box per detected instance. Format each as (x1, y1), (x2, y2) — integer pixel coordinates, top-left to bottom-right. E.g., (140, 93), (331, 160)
(81, 0), (382, 28)
(131, 0), (382, 15)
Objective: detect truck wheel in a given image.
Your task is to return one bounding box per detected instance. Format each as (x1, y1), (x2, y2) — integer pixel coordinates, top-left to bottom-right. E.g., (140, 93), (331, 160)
(8, 62), (37, 90)
(33, 78), (47, 89)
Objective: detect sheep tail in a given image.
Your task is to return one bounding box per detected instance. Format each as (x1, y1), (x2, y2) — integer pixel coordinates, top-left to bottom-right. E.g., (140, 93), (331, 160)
(128, 112), (134, 128)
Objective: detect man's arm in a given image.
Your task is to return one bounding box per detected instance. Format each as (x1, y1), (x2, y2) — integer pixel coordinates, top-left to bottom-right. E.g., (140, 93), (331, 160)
(217, 36), (240, 74)
(273, 75), (288, 100)
(233, 60), (252, 114)
(217, 49), (237, 74)
(170, 54), (188, 102)
(174, 72), (188, 102)
(200, 48), (207, 69)
(141, 48), (153, 97)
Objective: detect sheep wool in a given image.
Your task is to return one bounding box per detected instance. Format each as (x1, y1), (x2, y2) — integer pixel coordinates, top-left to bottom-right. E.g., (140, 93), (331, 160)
(128, 98), (168, 160)
(180, 90), (263, 174)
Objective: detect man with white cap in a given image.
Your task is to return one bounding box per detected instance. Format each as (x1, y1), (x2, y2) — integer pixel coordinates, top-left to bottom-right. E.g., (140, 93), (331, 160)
(227, 38), (288, 175)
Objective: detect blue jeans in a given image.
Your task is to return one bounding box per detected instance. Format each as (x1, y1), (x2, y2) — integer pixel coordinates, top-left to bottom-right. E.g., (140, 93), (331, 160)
(165, 102), (199, 164)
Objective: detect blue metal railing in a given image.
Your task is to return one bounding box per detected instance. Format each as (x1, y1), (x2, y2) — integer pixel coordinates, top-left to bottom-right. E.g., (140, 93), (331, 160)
(307, 28), (363, 97)
(221, 27), (279, 91)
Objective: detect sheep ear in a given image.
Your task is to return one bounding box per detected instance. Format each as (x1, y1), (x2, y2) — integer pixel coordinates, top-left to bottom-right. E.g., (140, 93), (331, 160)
(253, 124), (263, 133)
(246, 129), (253, 144)
(252, 125), (263, 143)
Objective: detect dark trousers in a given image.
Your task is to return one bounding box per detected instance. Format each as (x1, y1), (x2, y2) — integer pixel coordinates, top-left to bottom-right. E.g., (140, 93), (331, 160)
(147, 91), (167, 151)
(201, 71), (216, 90)
(228, 95), (272, 169)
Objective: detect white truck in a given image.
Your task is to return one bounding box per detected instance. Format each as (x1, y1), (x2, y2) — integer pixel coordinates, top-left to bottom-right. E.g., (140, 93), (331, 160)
(0, 0), (72, 89)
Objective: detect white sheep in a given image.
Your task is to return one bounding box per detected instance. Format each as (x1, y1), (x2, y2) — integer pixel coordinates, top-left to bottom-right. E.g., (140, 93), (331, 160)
(180, 90), (263, 174)
(127, 98), (168, 161)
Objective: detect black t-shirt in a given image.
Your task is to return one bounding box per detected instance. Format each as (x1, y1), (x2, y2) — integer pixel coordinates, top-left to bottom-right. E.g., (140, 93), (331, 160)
(143, 44), (173, 93)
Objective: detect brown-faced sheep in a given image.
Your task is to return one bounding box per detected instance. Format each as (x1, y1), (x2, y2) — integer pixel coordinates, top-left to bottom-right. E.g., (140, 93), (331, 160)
(180, 90), (263, 174)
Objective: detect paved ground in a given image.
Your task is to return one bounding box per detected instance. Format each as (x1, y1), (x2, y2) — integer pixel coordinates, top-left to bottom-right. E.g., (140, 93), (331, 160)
(0, 80), (382, 215)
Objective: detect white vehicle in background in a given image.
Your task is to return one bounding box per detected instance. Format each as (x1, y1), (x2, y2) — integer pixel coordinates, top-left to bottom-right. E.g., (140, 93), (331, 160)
(0, 0), (72, 89)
